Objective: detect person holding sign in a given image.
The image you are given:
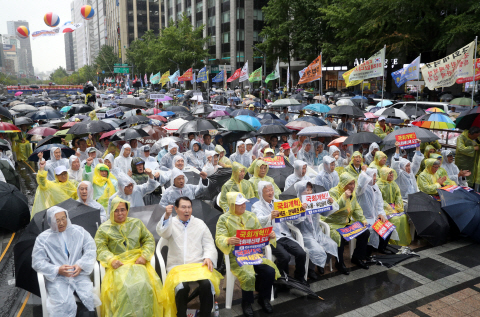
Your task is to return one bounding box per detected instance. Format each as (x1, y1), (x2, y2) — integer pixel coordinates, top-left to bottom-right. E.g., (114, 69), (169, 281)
(252, 181), (308, 284)
(294, 181), (339, 277)
(324, 173), (370, 274)
(249, 160), (282, 199)
(345, 151), (368, 180)
(377, 167), (411, 246)
(314, 156), (339, 190)
(219, 162), (256, 212)
(215, 192), (280, 317)
(373, 116), (393, 139)
(285, 160), (311, 190)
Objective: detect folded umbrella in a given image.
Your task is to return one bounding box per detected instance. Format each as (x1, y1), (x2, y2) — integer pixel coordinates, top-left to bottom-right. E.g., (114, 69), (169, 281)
(66, 120), (114, 135)
(28, 144), (76, 162)
(275, 273), (324, 300)
(0, 182), (29, 232)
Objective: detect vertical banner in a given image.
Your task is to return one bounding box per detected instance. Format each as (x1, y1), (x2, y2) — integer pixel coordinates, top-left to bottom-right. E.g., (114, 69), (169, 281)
(298, 55), (322, 85)
(239, 61), (249, 82)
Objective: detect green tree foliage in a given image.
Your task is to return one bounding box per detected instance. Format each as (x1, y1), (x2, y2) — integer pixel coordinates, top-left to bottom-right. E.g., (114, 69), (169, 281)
(95, 45), (118, 74)
(49, 66), (68, 82)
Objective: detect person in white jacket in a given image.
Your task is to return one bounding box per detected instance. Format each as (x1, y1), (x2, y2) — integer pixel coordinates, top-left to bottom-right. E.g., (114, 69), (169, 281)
(157, 196), (218, 317)
(441, 150), (470, 187)
(114, 144), (133, 175)
(391, 141), (423, 199)
(107, 171), (159, 209)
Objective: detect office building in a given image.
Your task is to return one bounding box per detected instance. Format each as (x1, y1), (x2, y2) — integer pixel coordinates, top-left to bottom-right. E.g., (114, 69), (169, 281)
(65, 32), (76, 72)
(6, 20), (34, 77)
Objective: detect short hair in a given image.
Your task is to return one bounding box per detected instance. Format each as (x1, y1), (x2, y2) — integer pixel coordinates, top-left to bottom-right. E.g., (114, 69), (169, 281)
(469, 126), (480, 135)
(175, 196), (192, 207)
(78, 139), (86, 144)
(203, 134), (211, 140)
(306, 181), (313, 189)
(188, 132), (195, 137)
(135, 109), (142, 114)
(433, 160), (441, 166)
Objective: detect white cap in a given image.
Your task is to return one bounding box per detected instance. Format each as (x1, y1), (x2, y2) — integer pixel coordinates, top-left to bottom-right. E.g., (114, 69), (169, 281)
(265, 148), (275, 155)
(54, 165), (68, 175)
(235, 193), (249, 205)
(378, 116), (386, 121)
(245, 139), (253, 145)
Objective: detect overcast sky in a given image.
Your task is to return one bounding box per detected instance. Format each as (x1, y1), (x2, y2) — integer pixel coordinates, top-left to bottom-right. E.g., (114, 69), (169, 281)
(0, 0), (72, 74)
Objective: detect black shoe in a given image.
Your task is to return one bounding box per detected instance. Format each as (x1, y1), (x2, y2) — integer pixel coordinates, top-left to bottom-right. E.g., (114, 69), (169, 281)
(242, 301), (254, 317)
(318, 266), (325, 275)
(258, 297), (273, 314)
(308, 270), (318, 280)
(378, 248), (395, 255)
(351, 257), (369, 270)
(335, 262), (350, 275)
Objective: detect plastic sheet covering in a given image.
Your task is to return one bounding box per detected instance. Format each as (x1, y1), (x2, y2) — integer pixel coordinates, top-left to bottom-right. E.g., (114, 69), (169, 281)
(218, 162), (255, 212)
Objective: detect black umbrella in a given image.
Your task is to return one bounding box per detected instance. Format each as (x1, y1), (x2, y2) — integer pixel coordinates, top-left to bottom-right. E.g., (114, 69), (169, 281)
(176, 113), (196, 120)
(167, 105), (190, 113)
(35, 135), (63, 147)
(257, 113), (280, 120)
(400, 105), (426, 118)
(212, 96), (227, 103)
(256, 125), (292, 135)
(163, 171), (200, 188)
(335, 129), (350, 137)
(0, 160), (20, 190)
(110, 127), (150, 141)
(176, 119), (223, 134)
(0, 139), (11, 151)
(455, 107), (480, 130)
(197, 168), (232, 201)
(267, 159), (294, 191)
(129, 204), (165, 242)
(350, 99), (369, 109)
(117, 98), (148, 109)
(344, 132), (382, 145)
(382, 126), (439, 147)
(26, 110), (64, 121)
(14, 117), (34, 126)
(14, 199), (101, 296)
(275, 273), (324, 300)
(0, 106), (13, 120)
(28, 144), (76, 162)
(123, 115), (150, 125)
(280, 184), (326, 200)
(67, 105), (95, 116)
(406, 192), (450, 246)
(66, 120), (114, 135)
(327, 105), (365, 117)
(0, 182), (29, 232)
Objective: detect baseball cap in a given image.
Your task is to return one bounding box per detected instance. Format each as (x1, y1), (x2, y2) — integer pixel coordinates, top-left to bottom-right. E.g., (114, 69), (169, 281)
(280, 143), (291, 150)
(54, 166), (68, 175)
(264, 148), (275, 155)
(235, 193), (249, 205)
(378, 116), (386, 121)
(143, 146), (150, 152)
(88, 148), (97, 153)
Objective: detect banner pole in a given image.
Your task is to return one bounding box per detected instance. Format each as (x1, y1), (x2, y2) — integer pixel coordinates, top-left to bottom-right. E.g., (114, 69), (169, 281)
(416, 53), (421, 118)
(320, 52), (323, 101)
(472, 36), (478, 107)
(381, 44), (386, 105)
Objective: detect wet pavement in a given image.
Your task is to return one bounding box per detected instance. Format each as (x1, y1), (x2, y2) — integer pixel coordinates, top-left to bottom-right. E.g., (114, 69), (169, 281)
(3, 161), (480, 317)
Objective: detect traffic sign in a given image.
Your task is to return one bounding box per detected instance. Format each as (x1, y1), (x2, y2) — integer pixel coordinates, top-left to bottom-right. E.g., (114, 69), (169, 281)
(114, 67), (129, 73)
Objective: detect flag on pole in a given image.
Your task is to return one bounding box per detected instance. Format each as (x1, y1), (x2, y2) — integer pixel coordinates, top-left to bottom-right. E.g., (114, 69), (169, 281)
(248, 66), (262, 83)
(298, 55), (322, 85)
(212, 70), (225, 83)
(265, 58), (280, 83)
(196, 67), (207, 82)
(169, 70), (180, 84)
(151, 72), (161, 84)
(160, 71), (170, 87)
(348, 48), (385, 82)
(391, 56), (420, 88)
(421, 41), (475, 90)
(178, 68), (193, 81)
(342, 68), (363, 87)
(239, 61), (249, 82)
(224, 66), (227, 90)
(203, 71), (209, 84)
(144, 73), (148, 84)
(227, 68), (242, 82)
(299, 67), (307, 79)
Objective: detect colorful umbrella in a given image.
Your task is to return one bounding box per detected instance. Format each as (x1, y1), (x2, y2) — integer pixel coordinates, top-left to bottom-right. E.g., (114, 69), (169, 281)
(364, 112), (378, 119)
(450, 97), (476, 107)
(376, 100), (393, 107)
(426, 107), (445, 113)
(27, 127), (58, 136)
(285, 120), (316, 131)
(60, 106), (72, 113)
(207, 110), (231, 118)
(15, 92), (23, 96)
(303, 104), (331, 113)
(62, 121), (78, 128)
(236, 115), (261, 129)
(159, 111), (176, 117)
(218, 118), (256, 132)
(100, 129), (120, 140)
(412, 113), (456, 129)
(328, 136), (348, 147)
(147, 115), (167, 122)
(0, 122), (21, 133)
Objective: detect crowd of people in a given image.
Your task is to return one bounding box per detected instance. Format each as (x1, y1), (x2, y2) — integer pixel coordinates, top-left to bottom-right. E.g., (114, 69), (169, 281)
(23, 105), (477, 317)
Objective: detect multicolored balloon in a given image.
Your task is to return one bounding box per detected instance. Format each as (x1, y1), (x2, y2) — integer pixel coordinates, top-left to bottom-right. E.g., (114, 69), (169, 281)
(44, 12), (60, 27)
(80, 5), (95, 20)
(16, 26), (29, 39)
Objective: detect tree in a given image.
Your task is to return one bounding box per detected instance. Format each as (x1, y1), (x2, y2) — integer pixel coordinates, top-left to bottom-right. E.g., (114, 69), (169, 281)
(49, 67), (68, 82)
(95, 45), (118, 74)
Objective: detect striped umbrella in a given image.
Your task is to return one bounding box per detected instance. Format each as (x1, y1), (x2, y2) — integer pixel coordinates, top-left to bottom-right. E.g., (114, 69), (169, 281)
(0, 122), (21, 133)
(412, 113), (455, 130)
(426, 107), (445, 113)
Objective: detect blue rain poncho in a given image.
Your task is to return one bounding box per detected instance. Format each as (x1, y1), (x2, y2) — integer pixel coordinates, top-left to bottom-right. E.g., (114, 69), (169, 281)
(297, 140), (315, 166)
(185, 140), (207, 170)
(32, 206), (100, 317)
(114, 144), (133, 175)
(314, 156), (339, 190)
(159, 168), (209, 207)
(293, 181), (338, 267)
(41, 147), (70, 181)
(108, 172), (159, 209)
(229, 141), (252, 167)
(392, 152), (423, 199)
(77, 181), (108, 223)
(284, 160), (310, 189)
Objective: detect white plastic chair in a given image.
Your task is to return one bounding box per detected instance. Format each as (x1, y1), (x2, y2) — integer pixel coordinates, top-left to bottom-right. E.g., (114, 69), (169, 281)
(37, 263), (101, 317)
(318, 220), (333, 272)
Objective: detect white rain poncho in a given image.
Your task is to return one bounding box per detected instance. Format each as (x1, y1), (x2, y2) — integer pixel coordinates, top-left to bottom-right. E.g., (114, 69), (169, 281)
(160, 142), (181, 170)
(251, 181), (298, 243)
(31, 206), (100, 317)
(104, 153), (121, 178)
(0, 149), (14, 169)
(392, 151), (423, 199)
(108, 172), (159, 209)
(77, 181), (108, 223)
(42, 147), (70, 181)
(68, 155), (83, 183)
(159, 168), (209, 207)
(297, 140), (315, 166)
(202, 150), (219, 176)
(156, 213), (218, 272)
(284, 160), (310, 189)
(441, 150), (468, 186)
(355, 168), (399, 248)
(139, 145), (160, 171)
(185, 140), (207, 170)
(314, 156), (339, 190)
(364, 142), (380, 166)
(114, 144), (133, 175)
(80, 147), (103, 169)
(293, 181), (339, 267)
(251, 139), (270, 159)
(229, 141), (252, 167)
(318, 145), (348, 174)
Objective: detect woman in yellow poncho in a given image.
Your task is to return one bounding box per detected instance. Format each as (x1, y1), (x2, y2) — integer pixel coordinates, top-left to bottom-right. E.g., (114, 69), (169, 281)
(324, 173), (370, 274)
(102, 142), (120, 159)
(344, 151), (367, 180)
(417, 158), (453, 195)
(377, 167), (411, 246)
(369, 151), (394, 177)
(215, 144), (232, 168)
(82, 163), (118, 209)
(417, 144), (438, 175)
(429, 154), (457, 186)
(94, 196), (163, 317)
(31, 161), (79, 218)
(248, 160), (281, 199)
(12, 124), (32, 161)
(215, 192), (280, 316)
(218, 162), (255, 212)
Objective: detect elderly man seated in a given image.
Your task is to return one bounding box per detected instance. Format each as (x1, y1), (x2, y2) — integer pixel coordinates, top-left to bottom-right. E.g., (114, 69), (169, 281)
(159, 168), (209, 207)
(32, 206), (100, 317)
(284, 160), (310, 189)
(108, 170), (159, 209)
(95, 196), (163, 316)
(157, 197), (221, 317)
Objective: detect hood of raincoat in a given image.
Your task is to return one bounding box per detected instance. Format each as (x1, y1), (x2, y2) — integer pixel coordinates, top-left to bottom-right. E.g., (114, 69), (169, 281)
(139, 145), (151, 161)
(373, 151), (387, 167)
(109, 195), (131, 224)
(329, 145), (340, 157)
(116, 172), (136, 194)
(430, 153), (443, 164)
(299, 140), (313, 154)
(168, 141), (179, 154)
(49, 146), (62, 163)
(93, 163), (116, 186)
(258, 181), (274, 205)
(215, 144), (226, 155)
(131, 157), (145, 175)
(379, 166), (397, 183)
(294, 160), (307, 178)
(425, 158), (440, 174)
(294, 180), (310, 199)
(119, 143), (131, 158)
(235, 141), (245, 154)
(253, 159), (269, 178)
(170, 167), (187, 188)
(399, 158), (411, 172)
(334, 172), (356, 195)
(104, 153), (115, 168)
(77, 180), (94, 204)
(366, 168), (377, 185)
(190, 140), (201, 152)
(231, 162), (246, 183)
(424, 144), (436, 159)
(226, 192), (247, 215)
(69, 155), (80, 170)
(47, 206), (72, 232)
(172, 155), (185, 170)
(321, 155), (336, 174)
(349, 151), (363, 165)
(368, 142), (379, 156)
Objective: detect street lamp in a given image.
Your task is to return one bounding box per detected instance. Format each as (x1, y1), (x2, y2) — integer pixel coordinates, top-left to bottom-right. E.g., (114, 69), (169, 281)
(168, 58), (180, 73)
(252, 45), (266, 107)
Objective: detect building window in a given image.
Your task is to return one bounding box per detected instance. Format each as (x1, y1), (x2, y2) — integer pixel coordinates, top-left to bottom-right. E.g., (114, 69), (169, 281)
(222, 11), (230, 23)
(236, 7), (244, 19)
(208, 0), (215, 7)
(236, 29), (244, 41)
(222, 32), (229, 43)
(208, 16), (216, 27)
(222, 52), (230, 59)
(196, 2), (203, 12)
(186, 7), (191, 15)
(209, 35), (216, 46)
(177, 12), (182, 20)
(253, 9), (263, 21)
(176, 0), (181, 4)
(196, 20), (203, 28)
(236, 51), (245, 63)
(253, 31), (263, 42)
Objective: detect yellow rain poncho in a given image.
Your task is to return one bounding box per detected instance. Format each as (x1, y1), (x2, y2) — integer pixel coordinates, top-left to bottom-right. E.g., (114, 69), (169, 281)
(373, 121), (393, 139)
(430, 154), (456, 186)
(377, 167), (411, 246)
(12, 133), (32, 162)
(215, 192), (280, 291)
(419, 140), (441, 153)
(160, 263), (223, 317)
(94, 196), (163, 317)
(417, 158), (453, 195)
(102, 143), (120, 159)
(418, 144), (438, 175)
(31, 170), (79, 218)
(456, 130), (480, 186)
(91, 164), (117, 208)
(248, 160), (281, 199)
(89, 110), (99, 121)
(344, 151), (366, 180)
(369, 151), (396, 178)
(215, 144), (232, 168)
(218, 162), (255, 212)
(324, 173), (367, 246)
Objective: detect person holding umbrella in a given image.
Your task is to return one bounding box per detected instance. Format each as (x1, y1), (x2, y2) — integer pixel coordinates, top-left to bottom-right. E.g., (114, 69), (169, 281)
(32, 206), (100, 317)
(38, 147), (70, 181)
(456, 126), (480, 187)
(218, 162), (255, 212)
(373, 117), (393, 139)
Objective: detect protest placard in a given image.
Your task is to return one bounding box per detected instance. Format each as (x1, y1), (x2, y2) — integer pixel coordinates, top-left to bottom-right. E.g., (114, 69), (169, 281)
(395, 132), (419, 150)
(212, 104), (227, 111)
(372, 220), (396, 240)
(150, 94), (165, 100)
(301, 191), (334, 215)
(106, 107), (123, 117)
(273, 198), (304, 223)
(234, 227), (272, 267)
(336, 222), (369, 241)
(263, 156), (285, 168)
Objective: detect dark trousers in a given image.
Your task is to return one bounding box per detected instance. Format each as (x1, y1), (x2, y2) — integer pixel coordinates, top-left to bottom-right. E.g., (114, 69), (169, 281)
(175, 280), (213, 317)
(338, 229), (370, 264)
(367, 233), (392, 256)
(241, 264), (276, 303)
(271, 238), (306, 280)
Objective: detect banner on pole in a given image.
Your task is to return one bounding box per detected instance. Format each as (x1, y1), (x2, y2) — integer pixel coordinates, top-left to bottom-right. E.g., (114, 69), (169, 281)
(178, 68), (193, 81)
(342, 68), (363, 87)
(348, 48), (385, 82)
(196, 67), (208, 83)
(228, 68), (242, 82)
(265, 58), (280, 83)
(298, 55), (322, 85)
(160, 71), (170, 87)
(212, 70), (225, 83)
(391, 56), (420, 88)
(151, 72), (161, 84)
(239, 61), (249, 82)
(456, 58), (480, 84)
(248, 67), (262, 83)
(169, 70), (180, 84)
